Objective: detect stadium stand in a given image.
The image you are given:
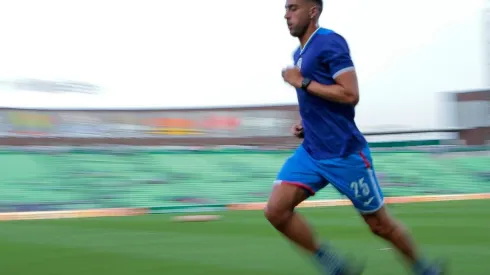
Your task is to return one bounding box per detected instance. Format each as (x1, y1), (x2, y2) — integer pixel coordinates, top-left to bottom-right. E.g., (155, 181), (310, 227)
(0, 147), (488, 212)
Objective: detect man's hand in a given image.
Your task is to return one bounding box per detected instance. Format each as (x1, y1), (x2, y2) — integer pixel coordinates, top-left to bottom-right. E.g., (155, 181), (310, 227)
(282, 66), (303, 88)
(291, 122), (304, 138)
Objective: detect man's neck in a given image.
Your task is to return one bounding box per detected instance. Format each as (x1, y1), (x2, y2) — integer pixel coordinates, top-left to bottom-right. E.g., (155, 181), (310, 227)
(299, 23), (320, 48)
(299, 23), (319, 48)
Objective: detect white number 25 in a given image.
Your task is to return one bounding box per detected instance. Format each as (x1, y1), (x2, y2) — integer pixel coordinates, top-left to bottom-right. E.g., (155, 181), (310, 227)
(350, 177), (370, 198)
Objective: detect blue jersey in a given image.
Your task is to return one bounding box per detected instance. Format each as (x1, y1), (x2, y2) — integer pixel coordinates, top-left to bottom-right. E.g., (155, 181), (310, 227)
(293, 28), (367, 160)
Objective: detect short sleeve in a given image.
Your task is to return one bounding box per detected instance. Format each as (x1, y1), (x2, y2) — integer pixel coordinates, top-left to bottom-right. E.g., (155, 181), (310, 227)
(320, 33), (355, 79)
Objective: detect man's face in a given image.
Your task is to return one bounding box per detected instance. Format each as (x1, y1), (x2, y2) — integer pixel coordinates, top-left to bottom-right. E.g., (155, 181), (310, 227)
(284, 0), (314, 37)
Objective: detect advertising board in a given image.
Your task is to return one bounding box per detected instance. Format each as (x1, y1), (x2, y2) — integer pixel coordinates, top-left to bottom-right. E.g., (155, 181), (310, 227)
(0, 108), (299, 138)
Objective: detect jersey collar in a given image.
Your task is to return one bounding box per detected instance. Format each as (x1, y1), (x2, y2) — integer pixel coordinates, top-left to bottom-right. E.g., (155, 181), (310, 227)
(299, 27), (321, 55)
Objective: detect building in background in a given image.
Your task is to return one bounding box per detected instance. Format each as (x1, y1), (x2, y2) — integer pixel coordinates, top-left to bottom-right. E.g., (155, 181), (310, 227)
(453, 89), (490, 145)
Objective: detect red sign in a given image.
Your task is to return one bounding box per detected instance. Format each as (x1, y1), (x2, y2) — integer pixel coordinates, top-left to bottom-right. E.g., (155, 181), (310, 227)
(144, 115), (241, 135)
(201, 115), (240, 129)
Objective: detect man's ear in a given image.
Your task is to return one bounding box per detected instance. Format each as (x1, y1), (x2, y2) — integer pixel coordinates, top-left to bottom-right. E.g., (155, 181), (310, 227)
(309, 6), (319, 19)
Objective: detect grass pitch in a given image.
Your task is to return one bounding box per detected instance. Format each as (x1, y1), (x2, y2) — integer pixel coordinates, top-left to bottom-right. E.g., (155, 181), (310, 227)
(1, 200), (489, 275)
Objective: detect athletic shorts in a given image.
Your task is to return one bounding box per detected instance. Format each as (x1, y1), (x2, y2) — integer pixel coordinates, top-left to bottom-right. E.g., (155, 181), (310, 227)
(274, 144), (384, 214)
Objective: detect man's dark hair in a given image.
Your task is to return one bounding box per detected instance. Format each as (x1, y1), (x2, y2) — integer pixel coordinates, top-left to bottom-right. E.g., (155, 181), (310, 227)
(310, 0), (323, 13)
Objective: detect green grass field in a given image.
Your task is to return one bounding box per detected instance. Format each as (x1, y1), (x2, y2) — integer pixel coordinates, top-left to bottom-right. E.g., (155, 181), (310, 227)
(1, 200), (489, 275)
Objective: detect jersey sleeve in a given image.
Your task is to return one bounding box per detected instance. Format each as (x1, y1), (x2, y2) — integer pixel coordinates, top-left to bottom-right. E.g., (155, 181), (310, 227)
(320, 33), (355, 79)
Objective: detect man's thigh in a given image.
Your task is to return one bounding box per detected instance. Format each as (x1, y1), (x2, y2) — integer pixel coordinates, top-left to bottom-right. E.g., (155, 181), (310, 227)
(316, 146), (385, 214)
(274, 145), (327, 197)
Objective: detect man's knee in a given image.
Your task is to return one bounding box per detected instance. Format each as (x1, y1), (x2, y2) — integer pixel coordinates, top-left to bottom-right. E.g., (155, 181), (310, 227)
(368, 219), (397, 237)
(264, 205), (293, 227)
(362, 207), (399, 238)
(264, 183), (308, 227)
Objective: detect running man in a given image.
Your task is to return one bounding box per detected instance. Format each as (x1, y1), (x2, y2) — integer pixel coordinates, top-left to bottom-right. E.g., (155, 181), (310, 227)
(264, 0), (445, 274)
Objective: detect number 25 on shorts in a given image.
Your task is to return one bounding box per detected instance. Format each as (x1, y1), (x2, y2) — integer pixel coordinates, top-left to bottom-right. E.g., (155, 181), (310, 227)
(350, 177), (370, 198)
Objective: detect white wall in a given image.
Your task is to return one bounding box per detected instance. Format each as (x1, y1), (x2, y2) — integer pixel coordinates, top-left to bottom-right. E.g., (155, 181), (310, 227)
(0, 0), (487, 131)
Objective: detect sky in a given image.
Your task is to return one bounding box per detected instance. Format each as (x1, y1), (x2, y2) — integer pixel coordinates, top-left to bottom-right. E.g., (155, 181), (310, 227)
(0, 0), (488, 131)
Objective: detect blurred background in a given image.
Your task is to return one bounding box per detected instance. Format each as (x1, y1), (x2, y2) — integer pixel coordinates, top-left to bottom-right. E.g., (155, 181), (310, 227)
(0, 0), (489, 275)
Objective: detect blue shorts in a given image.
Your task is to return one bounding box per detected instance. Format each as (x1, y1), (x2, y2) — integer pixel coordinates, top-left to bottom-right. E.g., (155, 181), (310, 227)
(275, 145), (384, 214)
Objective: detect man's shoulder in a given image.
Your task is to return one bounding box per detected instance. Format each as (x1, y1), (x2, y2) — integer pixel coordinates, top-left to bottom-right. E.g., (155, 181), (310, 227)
(315, 28), (348, 48)
(317, 27), (335, 36)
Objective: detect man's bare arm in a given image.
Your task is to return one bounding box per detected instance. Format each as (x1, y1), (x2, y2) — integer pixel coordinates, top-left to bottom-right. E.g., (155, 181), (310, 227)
(305, 70), (359, 106)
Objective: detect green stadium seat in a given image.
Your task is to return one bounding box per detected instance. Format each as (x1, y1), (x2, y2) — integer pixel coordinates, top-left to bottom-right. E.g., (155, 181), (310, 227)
(0, 148), (488, 211)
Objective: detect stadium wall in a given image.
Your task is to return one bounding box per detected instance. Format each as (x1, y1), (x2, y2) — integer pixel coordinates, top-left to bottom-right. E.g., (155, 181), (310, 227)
(0, 105), (300, 147)
(0, 101), (487, 146)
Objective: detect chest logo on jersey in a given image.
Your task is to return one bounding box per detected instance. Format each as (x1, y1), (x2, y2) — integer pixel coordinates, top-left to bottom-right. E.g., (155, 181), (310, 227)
(296, 57), (302, 69)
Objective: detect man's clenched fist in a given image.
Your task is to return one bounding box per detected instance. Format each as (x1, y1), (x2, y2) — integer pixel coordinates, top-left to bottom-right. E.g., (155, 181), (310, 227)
(291, 122), (304, 138)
